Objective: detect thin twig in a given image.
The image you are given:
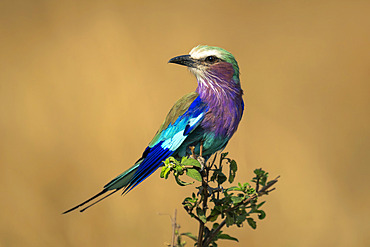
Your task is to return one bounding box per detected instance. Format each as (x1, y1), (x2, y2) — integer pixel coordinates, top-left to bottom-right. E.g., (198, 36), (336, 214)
(171, 209), (177, 247)
(203, 176), (280, 246)
(183, 206), (203, 224)
(215, 153), (223, 200)
(209, 152), (217, 169)
(225, 176), (279, 214)
(255, 173), (260, 193)
(197, 143), (208, 247)
(203, 219), (226, 247)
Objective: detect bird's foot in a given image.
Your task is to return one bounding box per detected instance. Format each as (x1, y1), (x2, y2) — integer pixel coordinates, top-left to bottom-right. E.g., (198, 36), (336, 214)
(197, 156), (205, 170)
(189, 146), (196, 159)
(189, 145), (204, 170)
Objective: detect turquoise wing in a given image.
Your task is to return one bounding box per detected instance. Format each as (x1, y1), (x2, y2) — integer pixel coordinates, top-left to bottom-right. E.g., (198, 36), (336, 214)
(105, 92), (208, 193)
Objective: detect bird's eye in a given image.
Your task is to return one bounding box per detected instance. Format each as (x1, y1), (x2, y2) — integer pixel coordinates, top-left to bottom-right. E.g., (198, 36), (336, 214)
(205, 56), (218, 64)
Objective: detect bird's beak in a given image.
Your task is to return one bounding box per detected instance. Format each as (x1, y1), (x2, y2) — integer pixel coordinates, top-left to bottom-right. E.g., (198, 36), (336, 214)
(168, 55), (197, 68)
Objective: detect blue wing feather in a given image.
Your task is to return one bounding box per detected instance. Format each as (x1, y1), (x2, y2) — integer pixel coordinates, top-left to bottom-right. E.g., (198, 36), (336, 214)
(123, 144), (173, 193)
(119, 96), (208, 193)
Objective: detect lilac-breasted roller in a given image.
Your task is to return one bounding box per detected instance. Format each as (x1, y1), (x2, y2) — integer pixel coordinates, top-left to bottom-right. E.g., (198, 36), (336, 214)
(63, 45), (244, 213)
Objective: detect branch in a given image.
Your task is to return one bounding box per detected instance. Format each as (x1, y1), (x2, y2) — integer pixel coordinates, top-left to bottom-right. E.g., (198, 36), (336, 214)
(171, 209), (177, 247)
(198, 141), (210, 247)
(203, 220), (226, 247)
(203, 176), (280, 246)
(197, 144), (208, 247)
(161, 153), (280, 247)
(226, 176), (280, 214)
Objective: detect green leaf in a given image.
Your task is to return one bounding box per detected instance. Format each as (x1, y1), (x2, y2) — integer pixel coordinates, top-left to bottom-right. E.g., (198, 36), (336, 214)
(231, 196), (244, 204)
(181, 232), (197, 241)
(208, 208), (220, 222)
(214, 205), (223, 213)
(247, 218), (257, 229)
(217, 172), (227, 184)
(246, 187), (256, 195)
(181, 156), (188, 163)
(257, 210), (266, 220)
(183, 195), (197, 205)
(212, 223), (220, 230)
(208, 214), (219, 222)
(174, 165), (185, 175)
(170, 156), (180, 164)
(175, 174), (193, 186)
(196, 207), (207, 223)
(164, 167), (171, 179)
(253, 168), (265, 176)
(228, 160), (238, 183)
(183, 197), (192, 201)
(160, 166), (166, 178)
(236, 213), (247, 226)
(181, 156), (202, 168)
(210, 171), (217, 182)
(160, 166), (171, 179)
(204, 226), (211, 238)
(186, 168), (202, 182)
(221, 152), (229, 160)
(227, 186), (242, 191)
(225, 213), (235, 226)
(163, 156), (179, 166)
(217, 233), (239, 242)
(162, 158), (170, 166)
(257, 201), (266, 209)
(260, 174), (268, 186)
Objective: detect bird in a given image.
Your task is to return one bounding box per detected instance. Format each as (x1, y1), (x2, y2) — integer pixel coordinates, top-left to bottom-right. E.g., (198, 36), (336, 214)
(63, 45), (244, 213)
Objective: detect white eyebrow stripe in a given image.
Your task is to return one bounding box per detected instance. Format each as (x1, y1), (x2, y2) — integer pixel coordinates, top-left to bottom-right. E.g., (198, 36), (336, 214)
(190, 49), (222, 60)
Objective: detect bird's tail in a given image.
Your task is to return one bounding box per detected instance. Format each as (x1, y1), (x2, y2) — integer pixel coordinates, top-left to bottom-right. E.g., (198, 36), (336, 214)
(62, 161), (141, 214)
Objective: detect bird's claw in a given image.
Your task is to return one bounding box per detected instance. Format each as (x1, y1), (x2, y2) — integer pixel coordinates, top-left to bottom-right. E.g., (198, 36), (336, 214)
(189, 146), (196, 159)
(197, 156), (205, 170)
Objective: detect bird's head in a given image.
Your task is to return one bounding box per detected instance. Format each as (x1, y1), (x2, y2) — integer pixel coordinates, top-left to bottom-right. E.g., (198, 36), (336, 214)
(169, 45), (240, 84)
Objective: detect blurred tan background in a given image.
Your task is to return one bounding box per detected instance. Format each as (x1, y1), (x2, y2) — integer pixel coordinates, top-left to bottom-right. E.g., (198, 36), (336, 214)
(0, 0), (369, 246)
